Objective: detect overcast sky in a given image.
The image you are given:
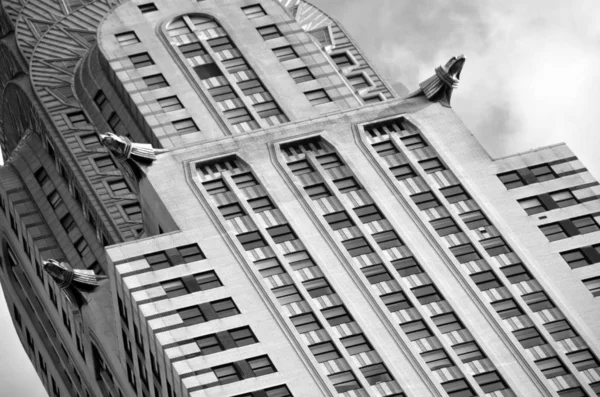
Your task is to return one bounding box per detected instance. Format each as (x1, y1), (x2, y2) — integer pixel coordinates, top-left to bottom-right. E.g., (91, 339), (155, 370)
(1, 0), (599, 395)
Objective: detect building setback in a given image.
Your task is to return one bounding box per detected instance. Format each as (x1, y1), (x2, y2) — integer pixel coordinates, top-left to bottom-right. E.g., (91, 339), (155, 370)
(0, 0), (599, 396)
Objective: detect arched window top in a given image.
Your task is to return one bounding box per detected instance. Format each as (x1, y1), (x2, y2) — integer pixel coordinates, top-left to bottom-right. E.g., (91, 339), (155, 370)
(165, 14), (223, 39)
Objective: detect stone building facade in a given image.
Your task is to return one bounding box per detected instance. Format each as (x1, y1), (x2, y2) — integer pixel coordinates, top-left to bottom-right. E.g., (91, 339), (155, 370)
(0, 0), (599, 396)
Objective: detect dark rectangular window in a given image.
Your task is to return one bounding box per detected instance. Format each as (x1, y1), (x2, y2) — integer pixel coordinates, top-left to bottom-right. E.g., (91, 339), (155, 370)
(255, 101), (285, 119)
(254, 257), (284, 277)
(400, 320), (432, 341)
(362, 264), (392, 284)
(143, 74), (168, 89)
(94, 91), (108, 111)
(372, 141), (398, 157)
(305, 89), (331, 106)
(522, 291), (555, 312)
(116, 31), (140, 46)
(551, 189), (578, 208)
(449, 244), (481, 263)
(431, 217), (460, 237)
(421, 349), (454, 371)
(179, 243), (205, 262)
(273, 46), (298, 61)
(213, 364), (240, 384)
(290, 312), (322, 333)
(309, 341), (341, 363)
(230, 326), (258, 347)
(241, 4), (266, 19)
(108, 179), (131, 195)
(354, 204), (383, 223)
(222, 57), (250, 73)
(67, 111), (89, 127)
(412, 284), (443, 305)
(60, 213), (75, 233)
(212, 298), (240, 318)
(381, 291), (412, 312)
(583, 276), (600, 298)
(248, 196), (276, 212)
(333, 177), (360, 193)
(471, 270), (502, 291)
(317, 153), (343, 169)
(513, 327), (546, 348)
(441, 185), (470, 203)
(145, 251), (171, 270)
(481, 236), (512, 256)
(519, 196), (547, 215)
(257, 24), (282, 40)
(331, 53), (354, 68)
(500, 263), (532, 283)
(248, 355), (277, 376)
(568, 349), (600, 371)
(340, 334), (372, 355)
(473, 371), (508, 393)
(163, 279), (190, 298)
(194, 63), (224, 80)
(536, 357), (568, 378)
(441, 379), (475, 397)
(432, 312), (464, 334)
(303, 277), (334, 298)
(267, 224), (296, 244)
(203, 178), (228, 194)
(561, 248), (595, 269)
(231, 172), (258, 188)
(530, 164), (556, 182)
(460, 210), (490, 229)
(157, 96), (183, 111)
(573, 215), (600, 234)
(492, 298), (523, 319)
(411, 192), (440, 210)
(238, 79), (266, 96)
(420, 158), (446, 173)
(179, 42), (207, 58)
(138, 2), (157, 13)
(361, 363), (392, 385)
(195, 271), (221, 290)
(453, 342), (485, 363)
(325, 211), (354, 230)
(322, 305), (353, 326)
(558, 388), (587, 397)
(237, 231), (267, 250)
(373, 230), (403, 250)
(349, 74), (371, 90)
(390, 164), (416, 180)
(207, 36), (235, 52)
(196, 334), (222, 355)
(305, 183), (331, 199)
(123, 203), (142, 222)
(540, 223), (568, 241)
(218, 203), (245, 219)
(328, 371), (361, 393)
(544, 320), (577, 341)
(130, 52), (154, 68)
(392, 256), (423, 276)
(498, 171), (525, 189)
(288, 159), (313, 175)
(342, 237), (373, 257)
(272, 284), (304, 305)
(173, 118), (198, 133)
(289, 67), (314, 83)
(35, 168), (49, 185)
(400, 134), (427, 150)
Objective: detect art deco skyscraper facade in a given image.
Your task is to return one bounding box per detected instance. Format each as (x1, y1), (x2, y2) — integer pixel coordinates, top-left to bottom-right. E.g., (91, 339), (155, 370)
(1, 0), (599, 396)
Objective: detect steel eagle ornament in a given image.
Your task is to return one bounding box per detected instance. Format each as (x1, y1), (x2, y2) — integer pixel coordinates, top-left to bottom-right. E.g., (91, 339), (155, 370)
(43, 259), (105, 308)
(408, 55), (466, 107)
(99, 132), (167, 179)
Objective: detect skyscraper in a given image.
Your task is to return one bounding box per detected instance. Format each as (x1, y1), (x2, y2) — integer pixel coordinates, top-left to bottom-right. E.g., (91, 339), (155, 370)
(0, 0), (599, 396)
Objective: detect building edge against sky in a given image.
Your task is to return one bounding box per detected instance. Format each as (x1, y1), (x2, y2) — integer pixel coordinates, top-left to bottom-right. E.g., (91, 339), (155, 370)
(0, 1), (599, 397)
